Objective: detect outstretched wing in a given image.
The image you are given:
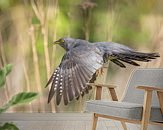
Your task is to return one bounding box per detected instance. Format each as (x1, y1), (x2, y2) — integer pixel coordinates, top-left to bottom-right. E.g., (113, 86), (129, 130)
(46, 45), (103, 105)
(95, 42), (160, 68)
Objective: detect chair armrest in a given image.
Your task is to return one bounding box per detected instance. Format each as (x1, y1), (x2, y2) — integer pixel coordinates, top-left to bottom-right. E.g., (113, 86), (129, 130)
(87, 83), (117, 89)
(87, 83), (118, 101)
(136, 86), (163, 92)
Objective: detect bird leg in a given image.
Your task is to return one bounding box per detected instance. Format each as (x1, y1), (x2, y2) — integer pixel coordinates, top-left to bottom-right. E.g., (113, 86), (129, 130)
(96, 67), (104, 76)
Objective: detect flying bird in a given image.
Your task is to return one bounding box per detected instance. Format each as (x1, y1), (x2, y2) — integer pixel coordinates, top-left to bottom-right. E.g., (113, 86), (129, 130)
(46, 37), (160, 105)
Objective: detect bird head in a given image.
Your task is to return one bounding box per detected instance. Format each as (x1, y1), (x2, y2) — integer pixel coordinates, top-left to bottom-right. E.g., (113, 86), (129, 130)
(53, 37), (76, 51)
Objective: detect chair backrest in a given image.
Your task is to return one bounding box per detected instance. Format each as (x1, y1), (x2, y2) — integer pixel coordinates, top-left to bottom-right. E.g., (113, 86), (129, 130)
(122, 68), (163, 106)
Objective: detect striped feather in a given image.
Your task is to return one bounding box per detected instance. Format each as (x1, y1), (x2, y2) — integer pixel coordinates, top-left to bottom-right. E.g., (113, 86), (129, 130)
(63, 69), (69, 105)
(48, 67), (60, 103)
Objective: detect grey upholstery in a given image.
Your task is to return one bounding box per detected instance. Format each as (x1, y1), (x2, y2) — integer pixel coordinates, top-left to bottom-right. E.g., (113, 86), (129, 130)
(86, 68), (163, 123)
(86, 100), (163, 122)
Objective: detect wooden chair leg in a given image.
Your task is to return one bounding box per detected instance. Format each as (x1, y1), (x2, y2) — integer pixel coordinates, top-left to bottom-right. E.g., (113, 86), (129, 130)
(157, 91), (163, 114)
(92, 113), (98, 130)
(108, 88), (118, 101)
(121, 121), (127, 130)
(95, 86), (102, 100)
(141, 90), (152, 130)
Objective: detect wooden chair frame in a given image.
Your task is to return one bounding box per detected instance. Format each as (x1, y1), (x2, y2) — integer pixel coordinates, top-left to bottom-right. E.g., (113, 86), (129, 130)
(88, 83), (163, 130)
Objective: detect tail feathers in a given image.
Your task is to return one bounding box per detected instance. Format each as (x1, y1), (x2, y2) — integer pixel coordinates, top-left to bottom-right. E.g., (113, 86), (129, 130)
(127, 52), (160, 61)
(111, 59), (126, 68)
(111, 52), (160, 68)
(137, 52), (160, 57)
(118, 57), (140, 66)
(120, 54), (151, 62)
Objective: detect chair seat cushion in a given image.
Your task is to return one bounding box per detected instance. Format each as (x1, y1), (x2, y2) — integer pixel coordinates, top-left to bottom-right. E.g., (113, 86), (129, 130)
(86, 100), (163, 123)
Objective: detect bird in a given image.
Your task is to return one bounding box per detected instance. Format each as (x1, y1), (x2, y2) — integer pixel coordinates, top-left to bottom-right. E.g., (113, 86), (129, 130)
(45, 37), (160, 105)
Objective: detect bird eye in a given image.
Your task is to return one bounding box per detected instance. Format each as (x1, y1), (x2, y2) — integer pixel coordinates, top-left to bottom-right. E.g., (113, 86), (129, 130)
(59, 39), (65, 43)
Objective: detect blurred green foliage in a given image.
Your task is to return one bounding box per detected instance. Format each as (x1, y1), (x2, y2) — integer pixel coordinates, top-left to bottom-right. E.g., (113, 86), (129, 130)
(32, 16), (40, 25)
(0, 0), (19, 10)
(0, 123), (19, 130)
(0, 92), (38, 113)
(0, 64), (38, 113)
(0, 64), (12, 88)
(0, 0), (12, 10)
(0, 64), (38, 129)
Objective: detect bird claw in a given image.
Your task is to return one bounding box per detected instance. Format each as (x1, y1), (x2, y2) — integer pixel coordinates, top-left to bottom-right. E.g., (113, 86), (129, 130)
(96, 68), (104, 76)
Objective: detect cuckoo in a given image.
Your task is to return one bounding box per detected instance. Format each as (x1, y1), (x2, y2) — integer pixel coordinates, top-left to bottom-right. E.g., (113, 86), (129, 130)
(45, 37), (160, 105)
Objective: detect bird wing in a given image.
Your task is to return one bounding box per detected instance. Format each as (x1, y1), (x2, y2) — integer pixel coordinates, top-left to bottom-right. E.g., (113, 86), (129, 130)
(46, 45), (103, 105)
(95, 42), (160, 68)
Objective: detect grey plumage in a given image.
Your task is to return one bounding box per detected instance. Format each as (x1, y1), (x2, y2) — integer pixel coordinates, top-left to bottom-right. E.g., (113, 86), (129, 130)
(46, 37), (160, 105)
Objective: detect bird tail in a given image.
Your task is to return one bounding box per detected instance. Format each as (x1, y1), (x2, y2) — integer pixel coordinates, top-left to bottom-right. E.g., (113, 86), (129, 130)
(123, 52), (160, 61)
(111, 52), (160, 68)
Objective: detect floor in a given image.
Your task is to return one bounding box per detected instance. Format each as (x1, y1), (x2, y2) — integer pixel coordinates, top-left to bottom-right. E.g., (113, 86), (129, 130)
(0, 113), (142, 130)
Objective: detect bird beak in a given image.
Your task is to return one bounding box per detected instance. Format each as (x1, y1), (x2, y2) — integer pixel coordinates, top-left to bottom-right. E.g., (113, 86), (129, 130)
(53, 40), (60, 45)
